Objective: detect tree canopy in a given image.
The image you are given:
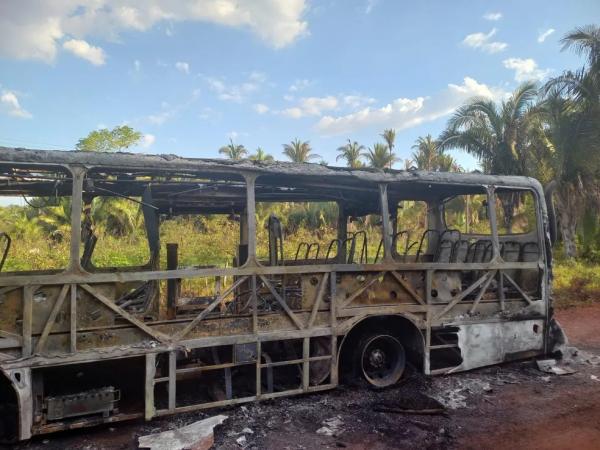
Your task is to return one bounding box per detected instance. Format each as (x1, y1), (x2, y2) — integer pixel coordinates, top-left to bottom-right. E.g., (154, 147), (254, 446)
(76, 125), (142, 152)
(283, 139), (320, 163)
(219, 139), (248, 160)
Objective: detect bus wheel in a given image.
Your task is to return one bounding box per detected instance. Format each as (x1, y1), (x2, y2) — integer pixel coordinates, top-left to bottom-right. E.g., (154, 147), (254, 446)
(357, 334), (405, 388)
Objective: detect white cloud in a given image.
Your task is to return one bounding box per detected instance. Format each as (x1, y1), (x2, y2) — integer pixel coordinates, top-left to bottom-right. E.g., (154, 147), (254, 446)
(289, 79), (313, 92)
(0, 90), (32, 119)
(281, 95), (338, 118)
(503, 58), (551, 82)
(483, 12), (502, 21)
(316, 77), (504, 135)
(62, 39), (106, 65)
(204, 72), (266, 102)
(0, 1), (308, 64)
(175, 61), (190, 74)
(253, 103), (270, 114)
(537, 28), (555, 43)
(148, 109), (176, 125)
(342, 94), (376, 109)
(463, 28), (507, 54)
(140, 133), (155, 148)
(133, 59), (141, 72)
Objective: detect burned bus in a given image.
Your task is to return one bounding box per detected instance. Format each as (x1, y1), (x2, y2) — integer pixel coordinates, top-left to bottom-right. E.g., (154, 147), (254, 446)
(0, 147), (560, 441)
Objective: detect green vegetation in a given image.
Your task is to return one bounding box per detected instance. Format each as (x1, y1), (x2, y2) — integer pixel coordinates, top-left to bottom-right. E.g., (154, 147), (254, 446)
(554, 261), (600, 309)
(381, 128), (396, 169)
(249, 147), (274, 161)
(218, 139), (247, 160)
(409, 135), (461, 172)
(76, 125), (142, 152)
(336, 140), (365, 168)
(0, 26), (598, 310)
(363, 142), (397, 169)
(282, 138), (320, 163)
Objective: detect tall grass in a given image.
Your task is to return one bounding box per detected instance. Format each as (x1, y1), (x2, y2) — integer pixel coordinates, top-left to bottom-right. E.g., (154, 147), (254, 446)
(553, 260), (600, 309)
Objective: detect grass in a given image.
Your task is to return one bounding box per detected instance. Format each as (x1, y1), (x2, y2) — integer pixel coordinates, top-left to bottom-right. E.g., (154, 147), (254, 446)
(3, 217), (599, 311)
(553, 260), (600, 309)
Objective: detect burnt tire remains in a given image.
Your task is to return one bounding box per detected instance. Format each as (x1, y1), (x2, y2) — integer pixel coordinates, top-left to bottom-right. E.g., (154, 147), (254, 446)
(357, 334), (405, 388)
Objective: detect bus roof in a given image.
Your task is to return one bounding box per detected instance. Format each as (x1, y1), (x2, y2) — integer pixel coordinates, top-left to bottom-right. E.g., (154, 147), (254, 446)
(0, 146), (542, 191)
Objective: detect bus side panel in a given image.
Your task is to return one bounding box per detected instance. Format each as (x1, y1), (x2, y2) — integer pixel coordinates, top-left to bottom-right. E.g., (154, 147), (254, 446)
(454, 319), (544, 371)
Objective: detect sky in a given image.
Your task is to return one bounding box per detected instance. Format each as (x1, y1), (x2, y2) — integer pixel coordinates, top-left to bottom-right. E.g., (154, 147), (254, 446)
(0, 0), (598, 170)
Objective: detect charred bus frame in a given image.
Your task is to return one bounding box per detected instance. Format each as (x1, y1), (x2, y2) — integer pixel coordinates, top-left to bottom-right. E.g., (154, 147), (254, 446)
(0, 147), (559, 441)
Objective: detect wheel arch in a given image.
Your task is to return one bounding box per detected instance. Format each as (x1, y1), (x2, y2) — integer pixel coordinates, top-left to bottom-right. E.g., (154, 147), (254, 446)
(337, 314), (426, 378)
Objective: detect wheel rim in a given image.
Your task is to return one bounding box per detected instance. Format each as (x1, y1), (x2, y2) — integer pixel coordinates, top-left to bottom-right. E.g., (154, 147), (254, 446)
(360, 335), (405, 387)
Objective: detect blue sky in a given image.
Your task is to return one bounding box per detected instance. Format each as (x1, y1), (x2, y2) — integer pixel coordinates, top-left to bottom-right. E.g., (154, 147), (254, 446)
(0, 0), (598, 170)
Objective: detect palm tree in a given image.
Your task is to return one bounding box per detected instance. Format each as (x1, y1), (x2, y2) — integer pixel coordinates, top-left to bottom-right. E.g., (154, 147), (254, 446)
(438, 82), (539, 176)
(25, 198), (72, 242)
(219, 139), (248, 160)
(91, 197), (141, 237)
(282, 138), (320, 163)
(536, 25), (600, 257)
(411, 135), (439, 171)
(436, 153), (462, 172)
(438, 82), (540, 231)
(381, 129), (396, 169)
(249, 147), (274, 161)
(411, 135), (461, 172)
(560, 25), (600, 72)
(533, 92), (588, 257)
(363, 143), (396, 169)
(336, 140), (365, 168)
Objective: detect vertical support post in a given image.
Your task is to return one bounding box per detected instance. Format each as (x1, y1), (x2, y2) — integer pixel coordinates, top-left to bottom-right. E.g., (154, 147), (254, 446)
(69, 165), (86, 272)
(238, 208), (249, 266)
(168, 350), (177, 411)
(256, 340), (262, 399)
(251, 275), (258, 334)
(243, 174), (258, 265)
(487, 186), (503, 310)
(252, 275), (261, 398)
(379, 184), (393, 262)
(145, 353), (156, 420)
(424, 269), (433, 375)
(22, 286), (33, 357)
(70, 284), (77, 353)
(336, 204), (347, 264)
(330, 271), (338, 385)
(497, 271), (506, 311)
(486, 186), (501, 259)
(302, 337), (310, 390)
(166, 243), (179, 320)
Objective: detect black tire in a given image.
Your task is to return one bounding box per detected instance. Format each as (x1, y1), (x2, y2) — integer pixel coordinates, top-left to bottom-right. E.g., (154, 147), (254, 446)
(354, 333), (406, 388)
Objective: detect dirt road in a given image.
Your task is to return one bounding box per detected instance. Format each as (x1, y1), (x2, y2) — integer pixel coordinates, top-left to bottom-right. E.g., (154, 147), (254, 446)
(6, 304), (600, 450)
(454, 304), (600, 450)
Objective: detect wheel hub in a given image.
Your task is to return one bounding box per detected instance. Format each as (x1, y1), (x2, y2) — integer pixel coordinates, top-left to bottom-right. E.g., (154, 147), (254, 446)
(359, 334), (406, 388)
(368, 348), (386, 369)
